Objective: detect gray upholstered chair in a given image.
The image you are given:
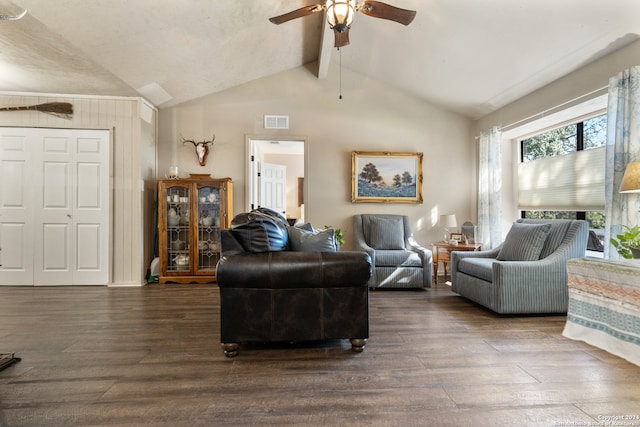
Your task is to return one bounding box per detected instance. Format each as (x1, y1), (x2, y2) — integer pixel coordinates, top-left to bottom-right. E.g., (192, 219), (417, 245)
(450, 219), (589, 314)
(353, 214), (432, 289)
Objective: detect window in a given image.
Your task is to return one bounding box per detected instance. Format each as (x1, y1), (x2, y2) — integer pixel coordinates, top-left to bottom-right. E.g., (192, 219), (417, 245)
(521, 115), (607, 162)
(519, 114), (607, 252)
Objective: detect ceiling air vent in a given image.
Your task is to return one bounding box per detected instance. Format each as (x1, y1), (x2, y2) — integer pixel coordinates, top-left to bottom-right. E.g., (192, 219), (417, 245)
(264, 115), (289, 129)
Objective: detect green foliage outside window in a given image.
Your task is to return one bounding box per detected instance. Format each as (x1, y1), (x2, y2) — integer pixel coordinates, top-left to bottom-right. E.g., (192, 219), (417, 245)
(522, 124), (577, 161)
(583, 116), (608, 150)
(521, 115), (607, 162)
(523, 211), (605, 230)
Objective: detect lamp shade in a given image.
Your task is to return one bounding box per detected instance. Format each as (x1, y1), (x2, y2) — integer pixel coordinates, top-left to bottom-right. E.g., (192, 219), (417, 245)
(438, 214), (457, 228)
(619, 162), (640, 193)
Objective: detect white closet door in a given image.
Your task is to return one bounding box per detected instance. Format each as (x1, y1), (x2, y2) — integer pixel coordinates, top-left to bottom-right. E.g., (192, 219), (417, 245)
(33, 130), (74, 285)
(71, 132), (110, 285)
(0, 128), (110, 286)
(0, 130), (35, 285)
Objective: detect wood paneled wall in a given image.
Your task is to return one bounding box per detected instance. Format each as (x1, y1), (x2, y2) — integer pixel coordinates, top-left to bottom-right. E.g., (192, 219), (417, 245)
(0, 93), (157, 286)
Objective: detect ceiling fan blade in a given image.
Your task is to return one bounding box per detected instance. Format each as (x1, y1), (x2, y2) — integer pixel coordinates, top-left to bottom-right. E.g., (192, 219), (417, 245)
(0, 9), (27, 21)
(359, 1), (416, 25)
(269, 4), (324, 25)
(334, 29), (350, 48)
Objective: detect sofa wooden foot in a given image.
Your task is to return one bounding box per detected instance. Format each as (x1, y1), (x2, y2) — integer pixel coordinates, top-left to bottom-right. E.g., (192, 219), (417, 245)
(221, 343), (239, 357)
(350, 338), (367, 352)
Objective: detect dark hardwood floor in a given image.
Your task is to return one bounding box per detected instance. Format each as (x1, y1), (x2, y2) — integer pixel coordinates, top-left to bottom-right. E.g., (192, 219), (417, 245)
(1, 279), (639, 427)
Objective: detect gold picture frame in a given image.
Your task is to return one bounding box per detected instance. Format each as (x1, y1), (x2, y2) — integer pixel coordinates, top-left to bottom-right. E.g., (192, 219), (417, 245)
(352, 151), (423, 203)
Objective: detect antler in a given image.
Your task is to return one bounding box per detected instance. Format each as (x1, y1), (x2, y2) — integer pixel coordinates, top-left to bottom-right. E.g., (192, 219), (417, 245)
(181, 136), (196, 147)
(203, 135), (215, 146)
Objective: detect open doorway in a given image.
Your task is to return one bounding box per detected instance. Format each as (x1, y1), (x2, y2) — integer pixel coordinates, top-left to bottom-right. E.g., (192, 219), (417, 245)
(247, 137), (306, 224)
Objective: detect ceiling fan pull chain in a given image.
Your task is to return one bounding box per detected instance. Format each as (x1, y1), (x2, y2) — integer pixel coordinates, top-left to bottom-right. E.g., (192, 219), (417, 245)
(339, 47), (343, 100)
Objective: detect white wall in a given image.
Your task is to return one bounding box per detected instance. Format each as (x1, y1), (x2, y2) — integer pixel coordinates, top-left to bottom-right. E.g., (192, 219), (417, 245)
(474, 39), (640, 235)
(0, 93), (157, 286)
(158, 62), (473, 248)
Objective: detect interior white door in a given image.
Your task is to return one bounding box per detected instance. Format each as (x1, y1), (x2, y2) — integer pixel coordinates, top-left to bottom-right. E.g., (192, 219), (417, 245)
(260, 163), (286, 217)
(0, 130), (35, 285)
(0, 128), (110, 286)
(33, 130), (74, 285)
(71, 133), (110, 285)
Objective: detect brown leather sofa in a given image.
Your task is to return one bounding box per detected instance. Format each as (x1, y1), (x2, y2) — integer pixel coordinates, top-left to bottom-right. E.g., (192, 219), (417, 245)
(216, 209), (372, 357)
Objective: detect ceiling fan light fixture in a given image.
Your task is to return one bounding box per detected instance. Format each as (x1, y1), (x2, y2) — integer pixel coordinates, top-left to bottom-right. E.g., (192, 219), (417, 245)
(326, 0), (356, 33)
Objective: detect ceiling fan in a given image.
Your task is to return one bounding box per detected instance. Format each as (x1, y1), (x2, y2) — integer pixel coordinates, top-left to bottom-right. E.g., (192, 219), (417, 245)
(269, 0), (416, 48)
(0, 9), (27, 21)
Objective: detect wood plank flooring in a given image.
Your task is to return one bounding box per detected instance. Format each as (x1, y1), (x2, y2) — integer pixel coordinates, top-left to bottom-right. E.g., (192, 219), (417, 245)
(1, 281), (639, 427)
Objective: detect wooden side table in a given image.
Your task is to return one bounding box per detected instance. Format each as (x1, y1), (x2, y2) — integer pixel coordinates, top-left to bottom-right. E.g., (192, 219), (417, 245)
(431, 241), (481, 283)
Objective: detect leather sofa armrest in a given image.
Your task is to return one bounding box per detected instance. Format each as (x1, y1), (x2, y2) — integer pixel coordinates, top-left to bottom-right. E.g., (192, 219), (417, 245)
(217, 251), (372, 289)
(220, 229), (246, 256)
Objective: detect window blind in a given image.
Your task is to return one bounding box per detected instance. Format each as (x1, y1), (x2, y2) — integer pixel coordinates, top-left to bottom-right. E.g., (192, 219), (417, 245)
(518, 146), (605, 210)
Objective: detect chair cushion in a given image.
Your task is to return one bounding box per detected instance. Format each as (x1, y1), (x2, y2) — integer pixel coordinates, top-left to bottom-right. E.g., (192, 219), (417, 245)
(288, 226), (338, 252)
(369, 216), (405, 249)
(375, 249), (422, 267)
(497, 222), (552, 261)
(458, 257), (494, 282)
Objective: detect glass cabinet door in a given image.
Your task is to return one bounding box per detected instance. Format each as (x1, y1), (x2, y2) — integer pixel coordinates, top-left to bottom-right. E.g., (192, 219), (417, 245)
(196, 185), (221, 273)
(165, 185), (190, 272)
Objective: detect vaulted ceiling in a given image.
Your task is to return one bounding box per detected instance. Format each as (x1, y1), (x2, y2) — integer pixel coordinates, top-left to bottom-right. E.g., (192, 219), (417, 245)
(1, 0), (639, 119)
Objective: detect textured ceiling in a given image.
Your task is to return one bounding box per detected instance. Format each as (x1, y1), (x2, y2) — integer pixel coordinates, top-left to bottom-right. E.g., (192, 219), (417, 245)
(1, 0), (639, 119)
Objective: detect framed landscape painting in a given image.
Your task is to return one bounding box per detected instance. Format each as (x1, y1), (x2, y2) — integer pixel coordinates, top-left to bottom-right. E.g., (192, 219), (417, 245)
(352, 151), (423, 203)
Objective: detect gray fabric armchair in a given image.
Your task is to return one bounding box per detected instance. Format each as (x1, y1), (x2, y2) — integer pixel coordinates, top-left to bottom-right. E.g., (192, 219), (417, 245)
(450, 219), (589, 314)
(353, 214), (432, 289)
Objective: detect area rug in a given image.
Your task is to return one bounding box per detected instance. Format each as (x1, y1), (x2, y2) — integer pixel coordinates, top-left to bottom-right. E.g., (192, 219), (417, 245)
(0, 353), (21, 371)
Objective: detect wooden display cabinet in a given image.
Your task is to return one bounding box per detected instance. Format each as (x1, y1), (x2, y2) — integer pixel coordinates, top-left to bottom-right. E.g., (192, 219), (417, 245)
(158, 175), (233, 284)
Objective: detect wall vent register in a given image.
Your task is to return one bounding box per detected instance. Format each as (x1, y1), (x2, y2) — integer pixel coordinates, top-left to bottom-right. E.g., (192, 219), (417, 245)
(264, 115), (289, 129)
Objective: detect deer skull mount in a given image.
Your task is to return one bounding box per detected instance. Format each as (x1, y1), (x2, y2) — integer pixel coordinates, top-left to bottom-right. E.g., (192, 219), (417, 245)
(182, 135), (215, 166)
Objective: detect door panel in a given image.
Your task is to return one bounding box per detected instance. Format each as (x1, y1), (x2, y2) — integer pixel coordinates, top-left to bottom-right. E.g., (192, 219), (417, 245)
(41, 223), (69, 270)
(43, 162), (70, 208)
(76, 224), (100, 270)
(1, 161), (27, 207)
(0, 223), (27, 271)
(77, 163), (100, 208)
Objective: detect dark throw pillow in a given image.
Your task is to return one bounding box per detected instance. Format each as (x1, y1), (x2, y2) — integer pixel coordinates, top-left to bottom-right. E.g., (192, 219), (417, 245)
(230, 210), (288, 252)
(288, 225), (338, 252)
